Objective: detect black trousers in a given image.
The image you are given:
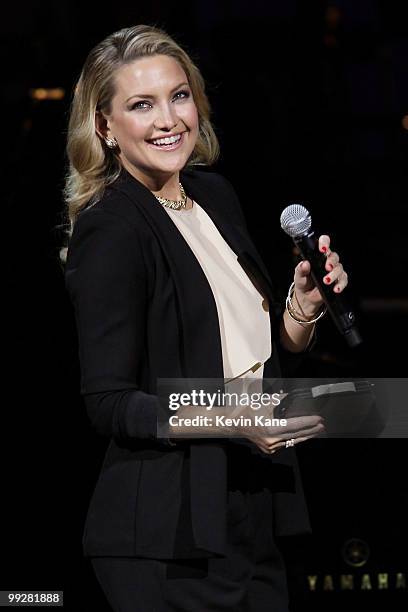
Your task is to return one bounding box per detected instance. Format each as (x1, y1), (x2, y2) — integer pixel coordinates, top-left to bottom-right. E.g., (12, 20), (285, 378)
(90, 446), (289, 612)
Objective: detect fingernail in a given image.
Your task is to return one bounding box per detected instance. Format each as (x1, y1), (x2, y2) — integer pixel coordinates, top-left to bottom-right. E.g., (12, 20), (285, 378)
(324, 276), (331, 283)
(321, 246), (327, 253)
(335, 285), (341, 292)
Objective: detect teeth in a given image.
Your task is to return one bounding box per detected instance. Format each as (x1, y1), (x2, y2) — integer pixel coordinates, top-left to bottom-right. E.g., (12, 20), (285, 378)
(151, 134), (182, 146)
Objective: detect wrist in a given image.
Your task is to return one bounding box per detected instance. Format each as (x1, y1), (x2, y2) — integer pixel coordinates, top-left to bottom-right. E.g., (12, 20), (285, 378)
(293, 292), (322, 319)
(285, 282), (327, 326)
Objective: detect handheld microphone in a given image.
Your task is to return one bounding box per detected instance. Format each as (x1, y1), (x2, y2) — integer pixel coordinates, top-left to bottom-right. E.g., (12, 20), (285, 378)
(280, 204), (362, 348)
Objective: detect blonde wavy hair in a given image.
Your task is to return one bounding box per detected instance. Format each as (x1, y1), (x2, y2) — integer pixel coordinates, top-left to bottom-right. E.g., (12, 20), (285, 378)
(58, 24), (219, 263)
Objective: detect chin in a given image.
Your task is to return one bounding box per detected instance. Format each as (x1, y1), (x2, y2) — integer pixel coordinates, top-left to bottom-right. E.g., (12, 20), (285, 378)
(154, 158), (189, 175)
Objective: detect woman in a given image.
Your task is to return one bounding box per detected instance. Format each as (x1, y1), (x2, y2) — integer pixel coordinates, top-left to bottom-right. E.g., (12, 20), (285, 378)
(62, 25), (347, 611)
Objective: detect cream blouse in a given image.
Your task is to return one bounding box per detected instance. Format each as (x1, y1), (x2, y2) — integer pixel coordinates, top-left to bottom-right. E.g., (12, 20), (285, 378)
(163, 201), (271, 385)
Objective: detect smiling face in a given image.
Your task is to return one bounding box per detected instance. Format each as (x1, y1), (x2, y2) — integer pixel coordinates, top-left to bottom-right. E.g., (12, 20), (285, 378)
(99, 55), (199, 188)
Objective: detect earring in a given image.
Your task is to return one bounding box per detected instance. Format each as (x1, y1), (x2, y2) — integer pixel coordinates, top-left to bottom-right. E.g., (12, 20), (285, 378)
(104, 136), (118, 149)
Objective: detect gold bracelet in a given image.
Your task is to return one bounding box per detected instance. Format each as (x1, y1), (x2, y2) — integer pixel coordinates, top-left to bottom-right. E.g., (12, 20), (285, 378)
(286, 282), (327, 325)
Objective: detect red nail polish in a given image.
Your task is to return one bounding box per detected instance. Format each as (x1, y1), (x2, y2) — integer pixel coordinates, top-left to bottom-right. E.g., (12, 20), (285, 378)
(321, 246), (327, 253)
(325, 276), (331, 283)
(336, 285), (341, 292)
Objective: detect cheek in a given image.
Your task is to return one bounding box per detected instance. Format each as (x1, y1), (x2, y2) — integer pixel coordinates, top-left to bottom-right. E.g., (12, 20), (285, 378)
(120, 115), (150, 141)
(180, 103), (199, 131)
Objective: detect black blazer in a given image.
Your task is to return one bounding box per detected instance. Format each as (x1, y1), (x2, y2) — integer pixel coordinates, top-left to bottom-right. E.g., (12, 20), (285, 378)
(65, 167), (312, 559)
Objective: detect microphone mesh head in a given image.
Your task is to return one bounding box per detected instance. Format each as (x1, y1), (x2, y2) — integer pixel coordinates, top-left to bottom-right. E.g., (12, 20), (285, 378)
(280, 204), (312, 238)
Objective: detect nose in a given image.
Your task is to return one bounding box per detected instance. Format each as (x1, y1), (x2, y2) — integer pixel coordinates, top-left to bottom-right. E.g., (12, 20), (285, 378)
(153, 102), (178, 131)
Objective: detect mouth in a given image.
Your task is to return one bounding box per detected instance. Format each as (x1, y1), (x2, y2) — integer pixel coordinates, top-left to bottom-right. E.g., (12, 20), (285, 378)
(145, 132), (185, 151)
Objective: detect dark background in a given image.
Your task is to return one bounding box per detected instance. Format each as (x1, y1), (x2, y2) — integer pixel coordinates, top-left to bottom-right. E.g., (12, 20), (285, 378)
(3, 1), (407, 610)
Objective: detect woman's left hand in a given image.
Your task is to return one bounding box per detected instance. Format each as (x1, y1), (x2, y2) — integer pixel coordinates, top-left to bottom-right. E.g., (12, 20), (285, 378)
(293, 234), (348, 317)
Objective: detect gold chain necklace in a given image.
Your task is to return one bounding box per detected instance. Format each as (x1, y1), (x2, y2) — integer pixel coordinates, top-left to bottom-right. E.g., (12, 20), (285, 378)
(155, 182), (187, 210)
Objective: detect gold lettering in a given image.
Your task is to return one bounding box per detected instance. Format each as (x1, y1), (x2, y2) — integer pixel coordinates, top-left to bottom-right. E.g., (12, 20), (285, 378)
(340, 574), (354, 590)
(323, 575), (334, 591)
(378, 573), (388, 589)
(361, 574), (372, 590)
(396, 573), (406, 589)
(305, 572), (406, 591)
(307, 576), (318, 592)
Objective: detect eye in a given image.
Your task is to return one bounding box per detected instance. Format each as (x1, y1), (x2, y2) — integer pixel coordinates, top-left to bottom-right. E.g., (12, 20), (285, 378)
(173, 90), (190, 101)
(129, 100), (152, 111)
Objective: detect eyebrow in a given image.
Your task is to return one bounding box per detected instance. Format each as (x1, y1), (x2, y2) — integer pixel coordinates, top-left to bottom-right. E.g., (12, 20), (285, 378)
(125, 82), (190, 103)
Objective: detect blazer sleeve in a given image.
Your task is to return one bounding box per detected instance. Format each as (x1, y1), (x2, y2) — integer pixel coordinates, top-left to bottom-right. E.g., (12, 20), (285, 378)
(65, 206), (173, 448)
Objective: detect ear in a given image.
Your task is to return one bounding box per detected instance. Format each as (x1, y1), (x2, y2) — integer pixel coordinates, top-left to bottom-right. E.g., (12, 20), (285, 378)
(95, 110), (112, 140)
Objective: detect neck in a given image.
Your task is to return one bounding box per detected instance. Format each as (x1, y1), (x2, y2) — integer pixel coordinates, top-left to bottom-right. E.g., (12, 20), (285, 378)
(151, 176), (182, 201)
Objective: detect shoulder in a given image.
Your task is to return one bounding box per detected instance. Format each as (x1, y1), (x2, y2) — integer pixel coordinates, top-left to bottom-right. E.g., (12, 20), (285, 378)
(72, 181), (154, 248)
(66, 191), (148, 276)
(70, 197), (136, 256)
(181, 167), (248, 228)
(181, 167), (238, 197)
(76, 187), (137, 227)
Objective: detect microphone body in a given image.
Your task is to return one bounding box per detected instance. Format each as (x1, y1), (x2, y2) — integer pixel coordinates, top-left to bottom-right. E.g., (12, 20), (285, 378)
(281, 205), (362, 348)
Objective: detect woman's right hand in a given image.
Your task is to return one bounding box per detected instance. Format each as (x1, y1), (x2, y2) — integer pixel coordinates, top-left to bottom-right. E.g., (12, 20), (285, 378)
(243, 414), (325, 455)
(232, 393), (325, 454)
